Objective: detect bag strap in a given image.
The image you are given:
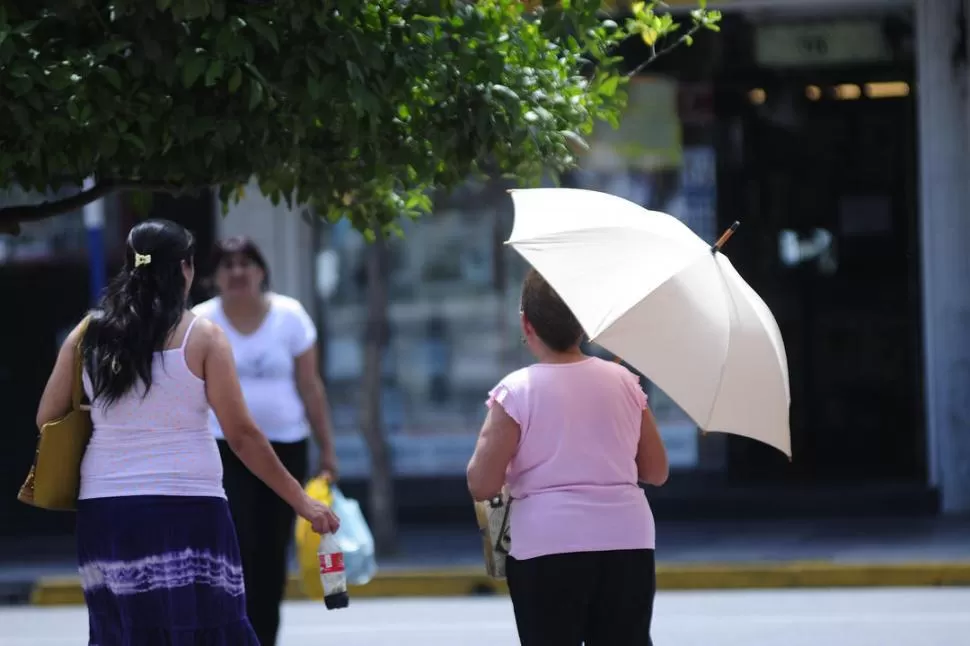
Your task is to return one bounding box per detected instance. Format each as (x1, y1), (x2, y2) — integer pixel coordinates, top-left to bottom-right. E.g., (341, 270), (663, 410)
(71, 316), (92, 411)
(493, 494), (514, 554)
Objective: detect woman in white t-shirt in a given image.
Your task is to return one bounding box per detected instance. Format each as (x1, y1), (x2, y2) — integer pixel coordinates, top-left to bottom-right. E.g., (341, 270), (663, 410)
(192, 236), (338, 646)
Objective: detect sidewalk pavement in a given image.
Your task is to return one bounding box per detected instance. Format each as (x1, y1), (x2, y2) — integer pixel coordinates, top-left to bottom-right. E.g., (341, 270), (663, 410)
(3, 517), (970, 606)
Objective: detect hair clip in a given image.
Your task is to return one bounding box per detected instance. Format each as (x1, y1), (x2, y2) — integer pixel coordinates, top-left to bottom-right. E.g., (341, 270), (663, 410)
(133, 252), (152, 268)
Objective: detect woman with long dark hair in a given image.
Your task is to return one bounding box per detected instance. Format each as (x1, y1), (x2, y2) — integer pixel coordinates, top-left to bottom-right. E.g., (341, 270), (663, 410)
(192, 236), (338, 646)
(35, 220), (339, 645)
(467, 268), (669, 646)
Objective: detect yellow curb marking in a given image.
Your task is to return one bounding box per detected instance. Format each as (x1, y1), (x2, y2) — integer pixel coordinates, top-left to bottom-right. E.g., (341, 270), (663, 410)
(29, 562), (970, 606)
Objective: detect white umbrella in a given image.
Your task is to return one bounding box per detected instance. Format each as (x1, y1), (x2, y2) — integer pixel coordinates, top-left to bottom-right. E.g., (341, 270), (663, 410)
(507, 187), (791, 457)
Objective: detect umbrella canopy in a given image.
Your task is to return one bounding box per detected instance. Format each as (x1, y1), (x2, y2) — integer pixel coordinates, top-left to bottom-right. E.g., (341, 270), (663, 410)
(507, 187), (791, 457)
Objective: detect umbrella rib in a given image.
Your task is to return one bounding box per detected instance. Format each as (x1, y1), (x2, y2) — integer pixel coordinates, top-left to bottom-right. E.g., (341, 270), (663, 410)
(508, 225), (700, 250)
(702, 258), (741, 430)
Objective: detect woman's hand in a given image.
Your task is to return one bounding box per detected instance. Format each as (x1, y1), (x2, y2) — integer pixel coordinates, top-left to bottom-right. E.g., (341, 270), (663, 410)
(297, 494), (341, 535)
(319, 448), (339, 482)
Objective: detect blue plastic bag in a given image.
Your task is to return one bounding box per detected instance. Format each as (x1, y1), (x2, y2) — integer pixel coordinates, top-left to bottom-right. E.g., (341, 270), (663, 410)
(330, 485), (378, 586)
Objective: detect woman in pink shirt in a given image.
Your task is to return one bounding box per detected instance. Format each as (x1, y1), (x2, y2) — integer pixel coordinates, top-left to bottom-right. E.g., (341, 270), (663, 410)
(467, 268), (669, 646)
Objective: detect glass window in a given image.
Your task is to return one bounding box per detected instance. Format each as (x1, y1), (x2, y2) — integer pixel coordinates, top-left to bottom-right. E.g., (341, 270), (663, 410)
(0, 185), (125, 266)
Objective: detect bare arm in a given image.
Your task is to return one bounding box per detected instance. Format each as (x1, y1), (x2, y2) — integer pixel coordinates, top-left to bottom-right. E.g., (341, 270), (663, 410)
(636, 407), (669, 486)
(466, 403), (520, 501)
(202, 321), (338, 533)
(294, 344), (339, 479)
(36, 320), (86, 429)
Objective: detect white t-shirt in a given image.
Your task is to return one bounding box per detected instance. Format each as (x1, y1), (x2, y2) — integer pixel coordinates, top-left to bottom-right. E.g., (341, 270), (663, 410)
(192, 293), (317, 443)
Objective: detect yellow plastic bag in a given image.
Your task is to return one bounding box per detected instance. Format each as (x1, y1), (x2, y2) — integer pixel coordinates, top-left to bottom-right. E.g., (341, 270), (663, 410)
(294, 476), (333, 599)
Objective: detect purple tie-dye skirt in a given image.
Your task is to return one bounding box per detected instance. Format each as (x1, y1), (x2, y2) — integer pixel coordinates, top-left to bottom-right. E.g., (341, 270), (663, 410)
(76, 495), (260, 646)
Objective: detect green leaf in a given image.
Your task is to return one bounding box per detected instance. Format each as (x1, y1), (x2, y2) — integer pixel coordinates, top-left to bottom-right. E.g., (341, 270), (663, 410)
(491, 84), (521, 102)
(13, 19), (39, 36)
(99, 66), (123, 91)
(123, 133), (147, 153)
(307, 77), (322, 100)
(205, 59), (224, 86)
(248, 79), (264, 110)
(7, 74), (32, 96)
(45, 66), (74, 91)
(97, 40), (132, 58)
(248, 16), (280, 52)
(306, 54), (319, 76)
(599, 74), (620, 97)
(182, 56), (207, 88)
(156, 0), (172, 10)
(228, 66), (242, 93)
(184, 0), (210, 20)
(66, 99), (80, 121)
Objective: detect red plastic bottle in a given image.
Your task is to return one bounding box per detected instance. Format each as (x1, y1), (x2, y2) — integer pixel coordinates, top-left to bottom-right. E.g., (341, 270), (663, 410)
(318, 532), (349, 610)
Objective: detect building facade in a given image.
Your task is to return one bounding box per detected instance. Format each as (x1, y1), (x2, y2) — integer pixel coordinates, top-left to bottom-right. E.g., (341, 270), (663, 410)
(214, 0), (966, 518)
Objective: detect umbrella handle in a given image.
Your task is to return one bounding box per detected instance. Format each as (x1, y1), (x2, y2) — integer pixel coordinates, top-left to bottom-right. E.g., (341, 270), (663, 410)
(711, 221), (740, 253)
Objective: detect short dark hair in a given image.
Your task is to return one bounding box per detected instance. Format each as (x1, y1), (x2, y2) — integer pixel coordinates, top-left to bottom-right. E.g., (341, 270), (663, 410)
(520, 268), (583, 352)
(211, 235), (270, 290)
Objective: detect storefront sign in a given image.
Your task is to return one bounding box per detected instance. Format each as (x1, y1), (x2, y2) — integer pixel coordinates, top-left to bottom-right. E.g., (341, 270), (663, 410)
(755, 21), (892, 67)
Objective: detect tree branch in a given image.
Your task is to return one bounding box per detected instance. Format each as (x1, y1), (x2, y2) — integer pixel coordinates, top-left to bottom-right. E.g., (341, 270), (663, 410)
(0, 179), (205, 234)
(626, 23), (703, 78)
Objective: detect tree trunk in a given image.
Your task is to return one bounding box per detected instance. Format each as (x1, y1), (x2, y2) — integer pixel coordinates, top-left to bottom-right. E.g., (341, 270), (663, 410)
(359, 228), (397, 555)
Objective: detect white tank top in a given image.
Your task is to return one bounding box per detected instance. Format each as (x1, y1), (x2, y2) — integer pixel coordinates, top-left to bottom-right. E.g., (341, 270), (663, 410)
(79, 317), (225, 500)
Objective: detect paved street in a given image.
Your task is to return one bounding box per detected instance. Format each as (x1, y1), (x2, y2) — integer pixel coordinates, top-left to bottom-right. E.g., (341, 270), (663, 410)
(1, 588), (969, 645)
(6, 517), (970, 588)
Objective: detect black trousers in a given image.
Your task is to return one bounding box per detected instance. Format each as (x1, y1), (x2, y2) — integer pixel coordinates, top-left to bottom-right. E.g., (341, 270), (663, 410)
(506, 549), (656, 646)
(218, 438), (308, 646)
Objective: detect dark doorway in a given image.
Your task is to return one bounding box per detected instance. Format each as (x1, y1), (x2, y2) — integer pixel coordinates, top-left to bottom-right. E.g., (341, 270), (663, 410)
(717, 63), (923, 485)
(0, 264), (92, 538)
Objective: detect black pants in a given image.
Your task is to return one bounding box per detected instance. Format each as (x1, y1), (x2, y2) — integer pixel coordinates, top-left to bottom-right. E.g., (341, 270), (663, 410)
(218, 438), (308, 646)
(506, 549), (656, 646)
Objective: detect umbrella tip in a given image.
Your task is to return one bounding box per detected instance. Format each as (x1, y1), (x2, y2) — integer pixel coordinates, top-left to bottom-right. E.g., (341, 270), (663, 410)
(711, 221), (740, 254)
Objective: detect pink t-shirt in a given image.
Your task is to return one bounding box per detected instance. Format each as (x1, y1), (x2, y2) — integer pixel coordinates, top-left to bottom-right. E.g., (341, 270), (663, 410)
(488, 356), (655, 560)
